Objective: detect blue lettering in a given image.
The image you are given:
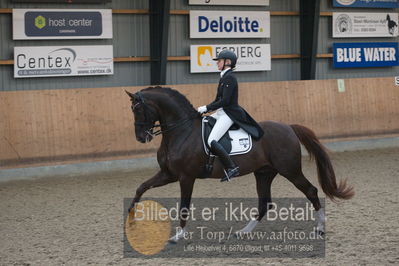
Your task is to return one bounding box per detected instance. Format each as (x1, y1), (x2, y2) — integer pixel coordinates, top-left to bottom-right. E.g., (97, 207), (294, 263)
(210, 20), (218, 32)
(198, 16), (209, 32)
(225, 21), (233, 32)
(238, 17), (244, 32)
(251, 20), (259, 32)
(244, 17), (251, 32)
(197, 16), (261, 34)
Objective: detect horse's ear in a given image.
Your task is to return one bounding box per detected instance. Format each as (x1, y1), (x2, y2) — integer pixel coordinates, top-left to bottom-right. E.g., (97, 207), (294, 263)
(125, 90), (135, 99)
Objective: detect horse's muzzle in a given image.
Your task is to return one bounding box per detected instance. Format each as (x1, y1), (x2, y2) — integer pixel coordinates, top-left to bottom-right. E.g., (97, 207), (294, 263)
(136, 134), (153, 143)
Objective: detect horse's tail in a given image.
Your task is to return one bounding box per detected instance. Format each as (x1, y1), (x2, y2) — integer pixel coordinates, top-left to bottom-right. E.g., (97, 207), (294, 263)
(290, 124), (354, 201)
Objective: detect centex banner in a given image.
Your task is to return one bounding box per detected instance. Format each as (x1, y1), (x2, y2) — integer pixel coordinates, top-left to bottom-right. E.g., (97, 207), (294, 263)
(14, 45), (114, 78)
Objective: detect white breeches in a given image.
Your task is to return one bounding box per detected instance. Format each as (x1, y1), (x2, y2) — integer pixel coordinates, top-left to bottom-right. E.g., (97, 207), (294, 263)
(207, 108), (234, 147)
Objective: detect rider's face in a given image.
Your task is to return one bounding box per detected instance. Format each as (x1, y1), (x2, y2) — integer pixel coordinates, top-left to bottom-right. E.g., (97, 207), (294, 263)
(217, 59), (225, 71)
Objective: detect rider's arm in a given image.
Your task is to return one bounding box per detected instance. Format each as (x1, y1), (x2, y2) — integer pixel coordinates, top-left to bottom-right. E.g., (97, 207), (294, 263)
(206, 75), (237, 112)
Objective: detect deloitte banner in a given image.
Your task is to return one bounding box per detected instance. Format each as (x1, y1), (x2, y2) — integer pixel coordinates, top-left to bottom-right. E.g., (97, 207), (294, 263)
(190, 44), (271, 73)
(190, 11), (270, 38)
(333, 42), (399, 68)
(13, 9), (112, 40)
(333, 0), (399, 8)
(189, 0), (269, 6)
(333, 12), (398, 38)
(14, 45), (113, 78)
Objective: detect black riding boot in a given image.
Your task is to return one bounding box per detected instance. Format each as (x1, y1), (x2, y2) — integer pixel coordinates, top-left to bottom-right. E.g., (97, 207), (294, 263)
(210, 140), (240, 182)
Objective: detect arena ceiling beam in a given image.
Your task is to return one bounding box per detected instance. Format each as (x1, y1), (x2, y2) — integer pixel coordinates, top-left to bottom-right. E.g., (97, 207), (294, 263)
(299, 0), (320, 80)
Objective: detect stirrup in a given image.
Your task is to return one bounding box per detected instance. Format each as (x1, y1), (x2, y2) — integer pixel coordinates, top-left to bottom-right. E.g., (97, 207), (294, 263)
(221, 167), (239, 182)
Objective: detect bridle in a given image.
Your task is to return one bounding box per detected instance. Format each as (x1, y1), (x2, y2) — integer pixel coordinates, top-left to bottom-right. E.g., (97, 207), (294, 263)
(132, 91), (195, 139)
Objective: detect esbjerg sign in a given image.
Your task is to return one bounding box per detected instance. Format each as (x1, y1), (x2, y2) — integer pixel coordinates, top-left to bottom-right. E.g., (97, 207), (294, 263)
(14, 45), (113, 78)
(190, 44), (271, 73)
(13, 9), (112, 39)
(190, 11), (270, 38)
(189, 0), (269, 6)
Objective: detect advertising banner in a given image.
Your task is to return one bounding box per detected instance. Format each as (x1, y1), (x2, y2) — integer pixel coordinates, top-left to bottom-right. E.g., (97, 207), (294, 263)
(14, 45), (114, 78)
(333, 12), (398, 38)
(333, 0), (399, 8)
(190, 11), (270, 38)
(189, 0), (269, 6)
(333, 42), (399, 68)
(190, 44), (271, 73)
(13, 9), (112, 39)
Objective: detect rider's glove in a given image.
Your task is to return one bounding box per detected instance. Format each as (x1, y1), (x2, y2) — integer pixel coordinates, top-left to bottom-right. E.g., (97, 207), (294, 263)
(197, 106), (207, 114)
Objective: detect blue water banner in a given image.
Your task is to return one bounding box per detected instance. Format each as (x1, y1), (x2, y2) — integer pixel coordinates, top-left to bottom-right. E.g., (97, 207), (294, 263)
(333, 0), (399, 8)
(333, 42), (399, 68)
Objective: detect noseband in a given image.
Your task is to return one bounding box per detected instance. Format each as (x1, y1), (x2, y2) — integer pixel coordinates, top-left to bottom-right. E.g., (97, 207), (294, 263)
(132, 91), (194, 138)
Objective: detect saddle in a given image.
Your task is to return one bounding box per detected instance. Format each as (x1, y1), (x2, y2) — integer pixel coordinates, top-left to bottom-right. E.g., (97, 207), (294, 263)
(200, 116), (252, 178)
(201, 116), (252, 156)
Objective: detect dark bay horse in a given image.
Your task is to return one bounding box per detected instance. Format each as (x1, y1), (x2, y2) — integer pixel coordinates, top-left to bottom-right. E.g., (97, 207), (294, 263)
(125, 86), (354, 242)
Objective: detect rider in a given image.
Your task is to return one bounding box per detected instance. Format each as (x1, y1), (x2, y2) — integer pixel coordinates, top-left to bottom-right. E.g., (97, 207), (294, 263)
(197, 50), (264, 182)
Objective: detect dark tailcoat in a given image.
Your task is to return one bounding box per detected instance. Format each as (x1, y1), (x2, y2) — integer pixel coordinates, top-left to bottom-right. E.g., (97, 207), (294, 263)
(206, 69), (264, 140)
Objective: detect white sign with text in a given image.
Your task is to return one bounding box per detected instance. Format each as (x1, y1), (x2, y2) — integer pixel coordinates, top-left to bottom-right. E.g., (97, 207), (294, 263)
(333, 12), (399, 38)
(13, 9), (112, 40)
(189, 0), (269, 6)
(14, 45), (114, 78)
(190, 44), (271, 73)
(190, 11), (270, 38)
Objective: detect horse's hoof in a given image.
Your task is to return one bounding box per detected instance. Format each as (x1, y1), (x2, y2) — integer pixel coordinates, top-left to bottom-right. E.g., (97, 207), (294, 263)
(234, 231), (245, 239)
(168, 239), (178, 244)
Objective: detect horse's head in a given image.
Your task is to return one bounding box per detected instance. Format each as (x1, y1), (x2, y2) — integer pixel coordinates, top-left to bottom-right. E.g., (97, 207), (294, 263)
(125, 90), (159, 143)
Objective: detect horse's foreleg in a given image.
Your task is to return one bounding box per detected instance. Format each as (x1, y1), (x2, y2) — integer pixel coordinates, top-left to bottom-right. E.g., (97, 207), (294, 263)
(236, 168), (277, 235)
(129, 170), (177, 213)
(169, 176), (195, 243)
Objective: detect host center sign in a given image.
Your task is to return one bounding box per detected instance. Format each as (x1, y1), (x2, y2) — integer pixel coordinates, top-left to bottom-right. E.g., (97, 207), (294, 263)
(13, 9), (112, 39)
(45, 17), (94, 27)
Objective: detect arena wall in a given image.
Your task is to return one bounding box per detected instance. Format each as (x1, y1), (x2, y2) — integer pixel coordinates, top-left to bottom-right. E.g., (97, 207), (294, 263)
(1, 77), (398, 168)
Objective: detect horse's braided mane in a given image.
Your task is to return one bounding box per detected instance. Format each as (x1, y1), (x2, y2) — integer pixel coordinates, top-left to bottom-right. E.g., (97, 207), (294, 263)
(142, 86), (198, 115)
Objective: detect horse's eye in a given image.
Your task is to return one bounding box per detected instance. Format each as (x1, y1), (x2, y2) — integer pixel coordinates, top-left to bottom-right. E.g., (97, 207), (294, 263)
(132, 102), (141, 111)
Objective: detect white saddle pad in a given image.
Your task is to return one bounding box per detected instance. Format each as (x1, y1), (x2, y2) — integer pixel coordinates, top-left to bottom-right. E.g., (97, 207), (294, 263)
(202, 118), (252, 156)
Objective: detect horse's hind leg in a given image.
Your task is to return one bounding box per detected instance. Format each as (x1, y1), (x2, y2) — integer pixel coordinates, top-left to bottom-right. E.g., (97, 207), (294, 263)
(283, 171), (325, 233)
(236, 167), (277, 234)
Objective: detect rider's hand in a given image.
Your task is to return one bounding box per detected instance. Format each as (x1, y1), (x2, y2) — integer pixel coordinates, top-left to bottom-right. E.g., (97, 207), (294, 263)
(197, 106), (207, 114)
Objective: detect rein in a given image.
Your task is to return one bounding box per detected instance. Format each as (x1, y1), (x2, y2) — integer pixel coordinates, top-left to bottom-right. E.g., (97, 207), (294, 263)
(143, 116), (194, 138)
(133, 91), (196, 138)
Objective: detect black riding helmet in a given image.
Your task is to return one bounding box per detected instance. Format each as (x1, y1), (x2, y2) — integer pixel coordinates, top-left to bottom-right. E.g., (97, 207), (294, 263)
(213, 50), (237, 68)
